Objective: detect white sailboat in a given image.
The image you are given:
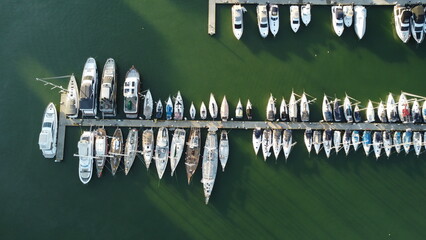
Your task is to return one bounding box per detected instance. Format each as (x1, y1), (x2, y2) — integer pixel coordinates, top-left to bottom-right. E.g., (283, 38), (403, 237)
(386, 93), (398, 122)
(403, 129), (412, 154)
(64, 75), (79, 118)
(343, 130), (351, 156)
(219, 130), (229, 171)
(246, 99), (253, 120)
(235, 99), (243, 119)
(220, 96), (229, 121)
(334, 131), (342, 154)
(200, 102), (207, 120)
(261, 129), (272, 161)
(201, 131), (218, 204)
(301, 4), (311, 26)
(170, 128), (186, 176)
(282, 130), (293, 161)
(78, 131), (94, 184)
(323, 130), (332, 158)
(124, 129), (138, 175)
(343, 95), (353, 123)
(165, 96), (173, 120)
(383, 131), (392, 158)
(413, 132), (422, 156)
(38, 103), (58, 159)
(322, 95), (333, 122)
(280, 98), (288, 121)
(372, 131), (382, 160)
(143, 89), (153, 120)
(154, 127), (169, 179)
(272, 129), (282, 160)
(290, 5), (300, 33)
(99, 58), (116, 117)
(313, 130), (322, 155)
(94, 128), (107, 178)
(142, 128), (154, 169)
(304, 129), (313, 153)
(422, 101), (426, 122)
(362, 131), (372, 156)
(352, 130), (361, 152)
(354, 5), (367, 40)
(209, 93), (218, 119)
(289, 91), (298, 122)
(174, 91), (184, 120)
(393, 131), (402, 154)
(252, 128), (262, 155)
(269, 4), (279, 36)
(190, 102), (196, 120)
(398, 93), (411, 123)
(300, 92), (309, 122)
(412, 99), (421, 123)
(377, 101), (387, 123)
(266, 94), (276, 121)
(366, 100), (375, 123)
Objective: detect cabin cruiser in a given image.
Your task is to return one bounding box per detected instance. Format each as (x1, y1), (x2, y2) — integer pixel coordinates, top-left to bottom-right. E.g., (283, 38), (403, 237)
(366, 100), (375, 123)
(185, 128), (201, 184)
(410, 5), (425, 43)
(155, 99), (163, 119)
(174, 91), (184, 120)
(79, 57), (98, 117)
(322, 95), (333, 122)
(109, 128), (123, 176)
(209, 93), (218, 119)
(266, 94), (276, 121)
(290, 6), (300, 33)
(219, 130), (229, 171)
(143, 90), (153, 120)
(398, 93), (411, 123)
(170, 128), (186, 176)
(246, 99), (253, 120)
(282, 130), (293, 161)
(200, 102), (207, 120)
(354, 5), (367, 40)
(343, 5), (353, 27)
(422, 101), (426, 122)
(394, 5), (412, 43)
(323, 130), (333, 158)
(94, 128), (107, 178)
(343, 95), (353, 123)
(261, 128), (272, 161)
(123, 66), (140, 118)
(393, 131), (402, 154)
(166, 97), (173, 120)
(154, 127), (169, 179)
(412, 99), (421, 123)
(38, 103), (57, 158)
(256, 4), (269, 38)
(353, 104), (361, 123)
(304, 129), (313, 154)
(289, 92), (298, 122)
(333, 98), (343, 122)
(301, 4), (311, 26)
(352, 130), (361, 152)
(252, 128), (262, 155)
(269, 4), (279, 36)
(78, 131), (94, 184)
(124, 129), (138, 175)
(386, 93), (398, 122)
(343, 130), (351, 156)
(403, 129), (412, 154)
(221, 96), (229, 121)
(413, 132), (422, 156)
(99, 58), (116, 117)
(362, 131), (372, 156)
(331, 6), (344, 36)
(280, 98), (289, 121)
(372, 132), (382, 160)
(64, 75), (79, 118)
(378, 101), (387, 123)
(300, 92), (309, 122)
(142, 128), (154, 169)
(383, 131), (392, 158)
(235, 99), (243, 119)
(334, 131), (342, 154)
(272, 129), (282, 160)
(313, 130), (322, 154)
(190, 102), (196, 120)
(202, 130), (218, 204)
(231, 4), (245, 40)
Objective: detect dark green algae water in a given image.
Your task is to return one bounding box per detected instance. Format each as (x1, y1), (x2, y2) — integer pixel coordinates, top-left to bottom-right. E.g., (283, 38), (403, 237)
(1, 0), (426, 239)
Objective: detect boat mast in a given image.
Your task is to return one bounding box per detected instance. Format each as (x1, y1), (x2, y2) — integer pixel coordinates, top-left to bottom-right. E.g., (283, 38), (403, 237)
(35, 74), (72, 92)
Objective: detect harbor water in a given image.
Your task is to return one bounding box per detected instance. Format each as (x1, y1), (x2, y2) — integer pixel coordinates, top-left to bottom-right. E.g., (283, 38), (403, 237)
(1, 0), (426, 239)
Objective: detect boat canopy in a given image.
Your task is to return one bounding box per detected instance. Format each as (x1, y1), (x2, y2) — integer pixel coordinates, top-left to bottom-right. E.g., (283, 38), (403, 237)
(412, 5), (425, 23)
(80, 82), (93, 99)
(401, 10), (412, 23)
(336, 9), (343, 19)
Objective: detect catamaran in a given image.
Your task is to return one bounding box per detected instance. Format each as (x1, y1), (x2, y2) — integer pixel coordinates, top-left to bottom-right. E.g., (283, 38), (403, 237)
(398, 93), (411, 123)
(124, 129), (138, 175)
(79, 57), (98, 117)
(219, 130), (229, 171)
(221, 96), (229, 121)
(394, 4), (412, 43)
(155, 99), (163, 119)
(200, 102), (207, 120)
(256, 4), (269, 38)
(155, 127), (169, 179)
(202, 131), (218, 204)
(185, 128), (201, 184)
(280, 98), (289, 121)
(282, 130), (293, 161)
(289, 92), (298, 122)
(123, 66), (140, 118)
(343, 5), (354, 27)
(94, 128), (107, 178)
(38, 103), (58, 158)
(354, 5), (367, 40)
(304, 129), (313, 153)
(322, 95), (333, 122)
(99, 58), (116, 117)
(386, 93), (398, 122)
(209, 93), (218, 119)
(235, 99), (243, 119)
(190, 102), (196, 120)
(246, 99), (253, 120)
(300, 92), (309, 122)
(269, 4), (279, 36)
(333, 98), (343, 122)
(170, 128), (186, 176)
(323, 130), (333, 158)
(64, 75), (79, 118)
(143, 89), (153, 120)
(334, 131), (342, 154)
(252, 128), (262, 155)
(343, 95), (353, 123)
(142, 128), (154, 169)
(372, 131), (383, 159)
(290, 5), (300, 33)
(313, 130), (322, 155)
(266, 94), (276, 121)
(231, 4), (245, 40)
(109, 128), (123, 176)
(272, 129), (282, 160)
(362, 131), (372, 156)
(78, 131), (94, 184)
(378, 101), (387, 123)
(262, 128), (272, 161)
(331, 5), (344, 36)
(343, 130), (351, 156)
(174, 91), (184, 120)
(301, 4), (311, 26)
(166, 97), (173, 120)
(411, 5), (425, 43)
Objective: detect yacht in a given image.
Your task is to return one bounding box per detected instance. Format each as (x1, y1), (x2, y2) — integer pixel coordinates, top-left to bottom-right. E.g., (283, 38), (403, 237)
(383, 131), (392, 158)
(155, 99), (163, 119)
(202, 130), (218, 204)
(304, 129), (313, 153)
(252, 128), (262, 155)
(190, 102), (196, 120)
(272, 129), (282, 160)
(322, 95), (333, 122)
(64, 75), (79, 118)
(269, 4), (279, 36)
(290, 5), (300, 33)
(123, 66), (140, 118)
(386, 93), (398, 122)
(99, 58), (116, 117)
(94, 128), (107, 178)
(266, 94), (276, 121)
(124, 129), (139, 175)
(174, 91), (184, 120)
(362, 131), (372, 156)
(235, 99), (243, 119)
(372, 132), (383, 160)
(343, 5), (354, 27)
(334, 131), (342, 154)
(38, 103), (57, 158)
(343, 95), (353, 123)
(142, 128), (154, 169)
(393, 131), (402, 154)
(185, 128), (201, 184)
(200, 102), (207, 120)
(282, 130), (293, 161)
(301, 4), (311, 26)
(411, 5), (425, 43)
(398, 93), (411, 123)
(231, 4), (245, 40)
(246, 99), (253, 120)
(280, 98), (289, 121)
(343, 130), (351, 156)
(78, 131), (94, 184)
(331, 6), (344, 36)
(313, 130), (322, 154)
(354, 104), (361, 123)
(403, 129), (412, 154)
(289, 92), (298, 122)
(209, 93), (218, 119)
(261, 128), (272, 161)
(256, 4), (269, 38)
(333, 98), (343, 122)
(79, 57), (98, 117)
(352, 130), (361, 152)
(422, 101), (426, 122)
(219, 130), (229, 171)
(354, 5), (367, 40)
(413, 132), (422, 156)
(412, 99), (421, 123)
(378, 101), (387, 123)
(300, 92), (309, 122)
(394, 4), (412, 43)
(170, 128), (186, 176)
(109, 128), (123, 176)
(166, 96), (173, 120)
(154, 127), (169, 179)
(220, 96), (229, 121)
(143, 90), (153, 120)
(323, 130), (332, 158)
(366, 100), (375, 122)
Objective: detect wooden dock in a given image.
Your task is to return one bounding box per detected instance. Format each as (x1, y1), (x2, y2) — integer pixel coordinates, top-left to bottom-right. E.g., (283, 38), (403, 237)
(55, 93), (67, 162)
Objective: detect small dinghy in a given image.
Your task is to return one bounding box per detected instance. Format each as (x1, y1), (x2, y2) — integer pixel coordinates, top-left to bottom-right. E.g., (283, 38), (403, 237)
(290, 5), (300, 33)
(252, 128), (262, 155)
(301, 4), (311, 26)
(304, 129), (313, 154)
(246, 99), (253, 120)
(343, 5), (353, 27)
(272, 129), (283, 160)
(155, 99), (163, 119)
(200, 102), (207, 120)
(220, 96), (229, 121)
(280, 98), (289, 121)
(190, 102), (196, 120)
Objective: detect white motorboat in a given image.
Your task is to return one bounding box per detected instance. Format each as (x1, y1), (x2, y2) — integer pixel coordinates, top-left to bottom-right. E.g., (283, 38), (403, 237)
(231, 4), (245, 40)
(403, 129), (412, 154)
(412, 99), (422, 123)
(354, 104), (361, 123)
(124, 128), (138, 175)
(411, 5), (425, 43)
(413, 132), (422, 156)
(300, 92), (309, 122)
(272, 129), (282, 160)
(109, 128), (123, 176)
(333, 98), (343, 122)
(290, 5), (300, 33)
(246, 99), (253, 120)
(123, 66), (140, 118)
(79, 57), (98, 117)
(313, 130), (322, 154)
(422, 101), (426, 122)
(394, 4), (412, 43)
(252, 128), (262, 155)
(372, 132), (382, 160)
(94, 128), (107, 178)
(155, 127), (169, 179)
(343, 5), (353, 27)
(354, 6), (367, 40)
(142, 128), (154, 169)
(235, 99), (243, 119)
(331, 6), (344, 36)
(343, 95), (353, 123)
(200, 102), (207, 120)
(38, 103), (58, 158)
(383, 131), (392, 158)
(362, 131), (372, 156)
(185, 128), (201, 184)
(282, 130), (293, 161)
(221, 96), (229, 121)
(170, 128), (186, 176)
(165, 96), (173, 120)
(377, 101), (387, 123)
(269, 4), (279, 36)
(280, 98), (288, 121)
(289, 91), (298, 122)
(304, 129), (313, 154)
(322, 95), (333, 122)
(386, 93), (398, 122)
(219, 130), (229, 171)
(99, 58), (116, 117)
(393, 131), (402, 154)
(323, 130), (332, 158)
(266, 94), (276, 121)
(398, 93), (411, 123)
(202, 131), (218, 204)
(343, 130), (351, 156)
(334, 131), (342, 154)
(209, 93), (218, 119)
(352, 130), (361, 152)
(174, 91), (184, 120)
(143, 89), (153, 120)
(301, 4), (311, 26)
(64, 75), (79, 118)
(78, 131), (94, 184)
(261, 128), (272, 161)
(366, 100), (375, 123)
(190, 102), (196, 120)
(256, 4), (269, 38)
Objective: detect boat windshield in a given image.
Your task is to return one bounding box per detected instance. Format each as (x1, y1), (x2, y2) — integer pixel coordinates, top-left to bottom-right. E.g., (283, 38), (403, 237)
(260, 23), (267, 28)
(43, 122), (52, 128)
(336, 9), (343, 19)
(234, 24), (242, 29)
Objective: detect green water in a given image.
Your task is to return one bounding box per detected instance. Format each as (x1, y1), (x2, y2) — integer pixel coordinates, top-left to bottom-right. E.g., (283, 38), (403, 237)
(2, 0), (426, 239)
